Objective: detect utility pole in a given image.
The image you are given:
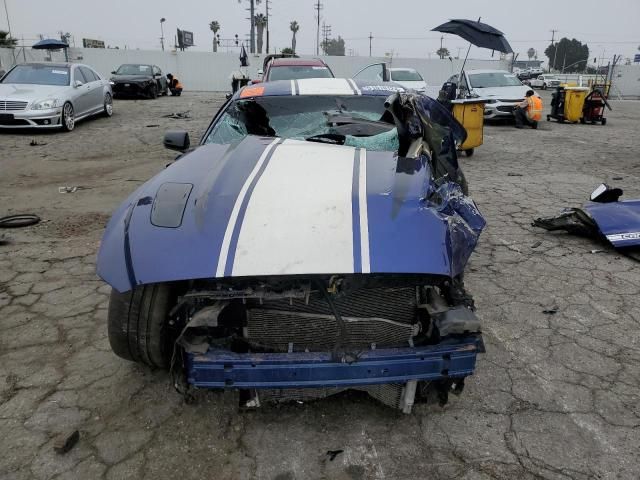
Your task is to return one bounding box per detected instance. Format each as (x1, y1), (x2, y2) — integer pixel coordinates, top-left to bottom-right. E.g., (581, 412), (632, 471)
(249, 0), (255, 54)
(321, 22), (331, 55)
(550, 29), (558, 72)
(369, 32), (373, 57)
(160, 18), (166, 52)
(3, 0), (16, 63)
(265, 0), (271, 54)
(314, 0), (323, 56)
(440, 35), (444, 58)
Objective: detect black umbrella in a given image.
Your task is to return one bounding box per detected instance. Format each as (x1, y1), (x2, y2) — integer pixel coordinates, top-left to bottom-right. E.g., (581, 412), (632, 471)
(239, 44), (249, 67)
(432, 19), (512, 54)
(32, 39), (70, 62)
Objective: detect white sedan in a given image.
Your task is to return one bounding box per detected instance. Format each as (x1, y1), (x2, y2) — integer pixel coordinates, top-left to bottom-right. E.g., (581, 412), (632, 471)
(0, 62), (113, 131)
(529, 74), (561, 90)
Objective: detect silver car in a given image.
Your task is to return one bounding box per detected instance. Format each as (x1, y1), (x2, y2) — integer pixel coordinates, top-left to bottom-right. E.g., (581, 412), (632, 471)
(0, 62), (113, 131)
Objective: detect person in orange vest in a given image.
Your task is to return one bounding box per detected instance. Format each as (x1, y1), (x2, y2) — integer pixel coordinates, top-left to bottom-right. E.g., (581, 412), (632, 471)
(166, 73), (183, 96)
(514, 90), (543, 129)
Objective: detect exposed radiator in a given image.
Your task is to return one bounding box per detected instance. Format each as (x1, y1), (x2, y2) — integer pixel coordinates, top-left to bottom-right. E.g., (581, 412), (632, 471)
(246, 286), (420, 352)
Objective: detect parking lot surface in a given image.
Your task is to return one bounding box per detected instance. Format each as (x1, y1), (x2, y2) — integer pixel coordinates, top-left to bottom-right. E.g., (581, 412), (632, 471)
(1, 92), (639, 480)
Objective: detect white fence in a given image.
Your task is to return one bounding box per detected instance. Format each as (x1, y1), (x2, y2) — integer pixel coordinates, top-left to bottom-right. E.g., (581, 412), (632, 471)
(1, 47), (508, 92)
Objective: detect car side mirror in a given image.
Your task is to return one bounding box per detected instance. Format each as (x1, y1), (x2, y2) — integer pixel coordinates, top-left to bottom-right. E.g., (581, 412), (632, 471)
(111, 71), (116, 75)
(164, 130), (190, 152)
(257, 69), (264, 76)
(225, 92), (233, 100)
(73, 80), (83, 88)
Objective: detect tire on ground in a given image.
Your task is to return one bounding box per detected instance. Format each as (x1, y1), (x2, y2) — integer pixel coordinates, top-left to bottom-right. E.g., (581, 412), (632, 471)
(107, 283), (177, 369)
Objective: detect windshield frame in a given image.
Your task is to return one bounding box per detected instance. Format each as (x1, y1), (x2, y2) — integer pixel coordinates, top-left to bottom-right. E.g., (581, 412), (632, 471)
(202, 94), (395, 147)
(467, 71), (523, 89)
(0, 64), (71, 86)
(390, 69), (424, 82)
(115, 64), (154, 76)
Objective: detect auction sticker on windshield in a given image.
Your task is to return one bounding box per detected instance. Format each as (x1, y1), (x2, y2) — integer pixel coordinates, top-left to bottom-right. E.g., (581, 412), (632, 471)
(51, 70), (68, 75)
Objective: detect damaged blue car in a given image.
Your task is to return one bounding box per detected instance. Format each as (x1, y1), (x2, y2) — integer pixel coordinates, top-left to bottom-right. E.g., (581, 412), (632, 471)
(97, 78), (486, 412)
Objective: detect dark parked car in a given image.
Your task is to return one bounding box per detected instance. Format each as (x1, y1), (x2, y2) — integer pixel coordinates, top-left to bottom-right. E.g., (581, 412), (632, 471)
(97, 78), (485, 413)
(110, 64), (168, 99)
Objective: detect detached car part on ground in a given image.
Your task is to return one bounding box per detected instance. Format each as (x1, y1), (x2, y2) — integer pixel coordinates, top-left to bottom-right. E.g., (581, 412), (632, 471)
(97, 79), (486, 413)
(534, 184), (640, 261)
(0, 63), (113, 131)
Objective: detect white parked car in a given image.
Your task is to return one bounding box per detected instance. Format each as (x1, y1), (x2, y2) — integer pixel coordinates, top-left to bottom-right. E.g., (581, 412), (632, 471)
(353, 63), (441, 97)
(445, 69), (534, 119)
(529, 74), (561, 90)
(0, 62), (113, 131)
(388, 68), (428, 93)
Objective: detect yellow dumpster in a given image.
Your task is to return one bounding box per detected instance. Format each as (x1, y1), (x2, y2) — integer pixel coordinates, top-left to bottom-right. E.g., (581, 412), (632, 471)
(564, 87), (589, 123)
(451, 99), (484, 157)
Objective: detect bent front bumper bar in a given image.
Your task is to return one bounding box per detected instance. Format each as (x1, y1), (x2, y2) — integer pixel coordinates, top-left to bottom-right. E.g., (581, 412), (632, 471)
(185, 336), (482, 389)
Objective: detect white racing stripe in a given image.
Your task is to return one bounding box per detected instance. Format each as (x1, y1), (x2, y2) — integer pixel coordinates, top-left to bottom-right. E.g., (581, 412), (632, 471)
(215, 138), (280, 277)
(290, 79), (296, 95)
(347, 78), (362, 95)
(296, 78), (356, 96)
(231, 139), (356, 276)
(358, 148), (370, 273)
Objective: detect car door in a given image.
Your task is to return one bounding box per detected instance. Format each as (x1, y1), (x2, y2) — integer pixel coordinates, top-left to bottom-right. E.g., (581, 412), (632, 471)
(79, 66), (103, 112)
(153, 66), (166, 91)
(531, 75), (543, 88)
(353, 63), (390, 82)
(71, 66), (93, 116)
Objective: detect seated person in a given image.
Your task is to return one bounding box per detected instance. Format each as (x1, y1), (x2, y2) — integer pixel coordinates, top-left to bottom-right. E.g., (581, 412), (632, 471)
(514, 90), (543, 129)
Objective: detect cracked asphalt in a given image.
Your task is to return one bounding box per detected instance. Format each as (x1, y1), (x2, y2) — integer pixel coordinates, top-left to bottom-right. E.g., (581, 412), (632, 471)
(1, 91), (639, 480)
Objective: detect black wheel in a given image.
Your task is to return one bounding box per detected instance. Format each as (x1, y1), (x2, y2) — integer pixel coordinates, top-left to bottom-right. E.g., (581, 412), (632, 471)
(0, 214), (40, 228)
(103, 93), (113, 117)
(546, 115), (550, 121)
(465, 148), (474, 157)
(61, 102), (75, 131)
(148, 84), (158, 99)
(531, 121), (538, 130)
(601, 118), (607, 125)
(107, 283), (178, 369)
(580, 117), (586, 124)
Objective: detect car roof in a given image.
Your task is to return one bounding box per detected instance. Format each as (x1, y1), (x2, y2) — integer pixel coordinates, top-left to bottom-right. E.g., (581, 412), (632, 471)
(20, 62), (73, 68)
(389, 67), (418, 72)
(270, 58), (328, 67)
(235, 78), (405, 99)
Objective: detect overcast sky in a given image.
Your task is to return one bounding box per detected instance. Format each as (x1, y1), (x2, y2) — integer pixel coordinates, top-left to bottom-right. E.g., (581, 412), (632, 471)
(2, 0), (639, 64)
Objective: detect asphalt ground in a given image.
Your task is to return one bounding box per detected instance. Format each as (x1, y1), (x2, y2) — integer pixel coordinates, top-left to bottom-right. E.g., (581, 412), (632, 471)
(1, 90), (639, 480)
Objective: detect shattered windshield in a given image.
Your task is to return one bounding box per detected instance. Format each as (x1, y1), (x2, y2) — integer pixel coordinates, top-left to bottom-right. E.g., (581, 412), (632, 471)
(468, 72), (523, 88)
(205, 95), (399, 151)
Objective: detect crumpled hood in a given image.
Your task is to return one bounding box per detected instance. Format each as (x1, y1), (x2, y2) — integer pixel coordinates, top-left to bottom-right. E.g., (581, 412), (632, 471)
(0, 84), (67, 101)
(97, 136), (485, 292)
(471, 85), (530, 100)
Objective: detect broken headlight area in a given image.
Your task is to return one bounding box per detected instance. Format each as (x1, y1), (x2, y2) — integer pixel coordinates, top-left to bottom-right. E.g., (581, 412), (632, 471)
(169, 275), (483, 413)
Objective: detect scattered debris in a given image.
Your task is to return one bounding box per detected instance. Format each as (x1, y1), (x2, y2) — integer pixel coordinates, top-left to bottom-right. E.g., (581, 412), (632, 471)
(531, 241), (542, 249)
(146, 124), (160, 128)
(612, 177), (623, 181)
(0, 233), (8, 244)
(162, 111), (191, 119)
(326, 450), (344, 461)
(29, 139), (47, 146)
(0, 214), (41, 228)
(499, 238), (521, 253)
(53, 430), (79, 454)
(542, 306), (558, 315)
(507, 173), (523, 177)
(58, 186), (89, 194)
(590, 249), (604, 254)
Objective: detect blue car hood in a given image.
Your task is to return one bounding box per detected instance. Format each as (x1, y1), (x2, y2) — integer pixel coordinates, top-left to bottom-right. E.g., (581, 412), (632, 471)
(584, 200), (640, 248)
(97, 136), (485, 292)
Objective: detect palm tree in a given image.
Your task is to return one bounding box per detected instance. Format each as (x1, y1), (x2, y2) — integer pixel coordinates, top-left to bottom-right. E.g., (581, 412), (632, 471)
(209, 21), (220, 52)
(290, 21), (299, 54)
(0, 31), (17, 48)
(527, 48), (535, 60)
(255, 14), (267, 54)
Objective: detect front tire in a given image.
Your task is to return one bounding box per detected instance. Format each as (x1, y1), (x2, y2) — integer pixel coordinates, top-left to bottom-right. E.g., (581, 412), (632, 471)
(542, 83), (547, 90)
(148, 84), (158, 99)
(103, 93), (113, 117)
(61, 102), (75, 132)
(107, 283), (178, 369)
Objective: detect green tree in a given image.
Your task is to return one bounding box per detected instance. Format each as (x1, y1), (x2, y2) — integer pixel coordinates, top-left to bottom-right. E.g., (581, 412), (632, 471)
(209, 21), (220, 52)
(280, 47), (295, 56)
(0, 30), (17, 48)
(436, 47), (450, 59)
(527, 47), (535, 59)
(545, 37), (589, 72)
(289, 21), (299, 53)
(255, 14), (267, 54)
(322, 36), (345, 56)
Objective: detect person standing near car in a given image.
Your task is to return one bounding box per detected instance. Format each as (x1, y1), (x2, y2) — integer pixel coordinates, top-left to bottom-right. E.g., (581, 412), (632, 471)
(514, 90), (543, 129)
(166, 73), (183, 96)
